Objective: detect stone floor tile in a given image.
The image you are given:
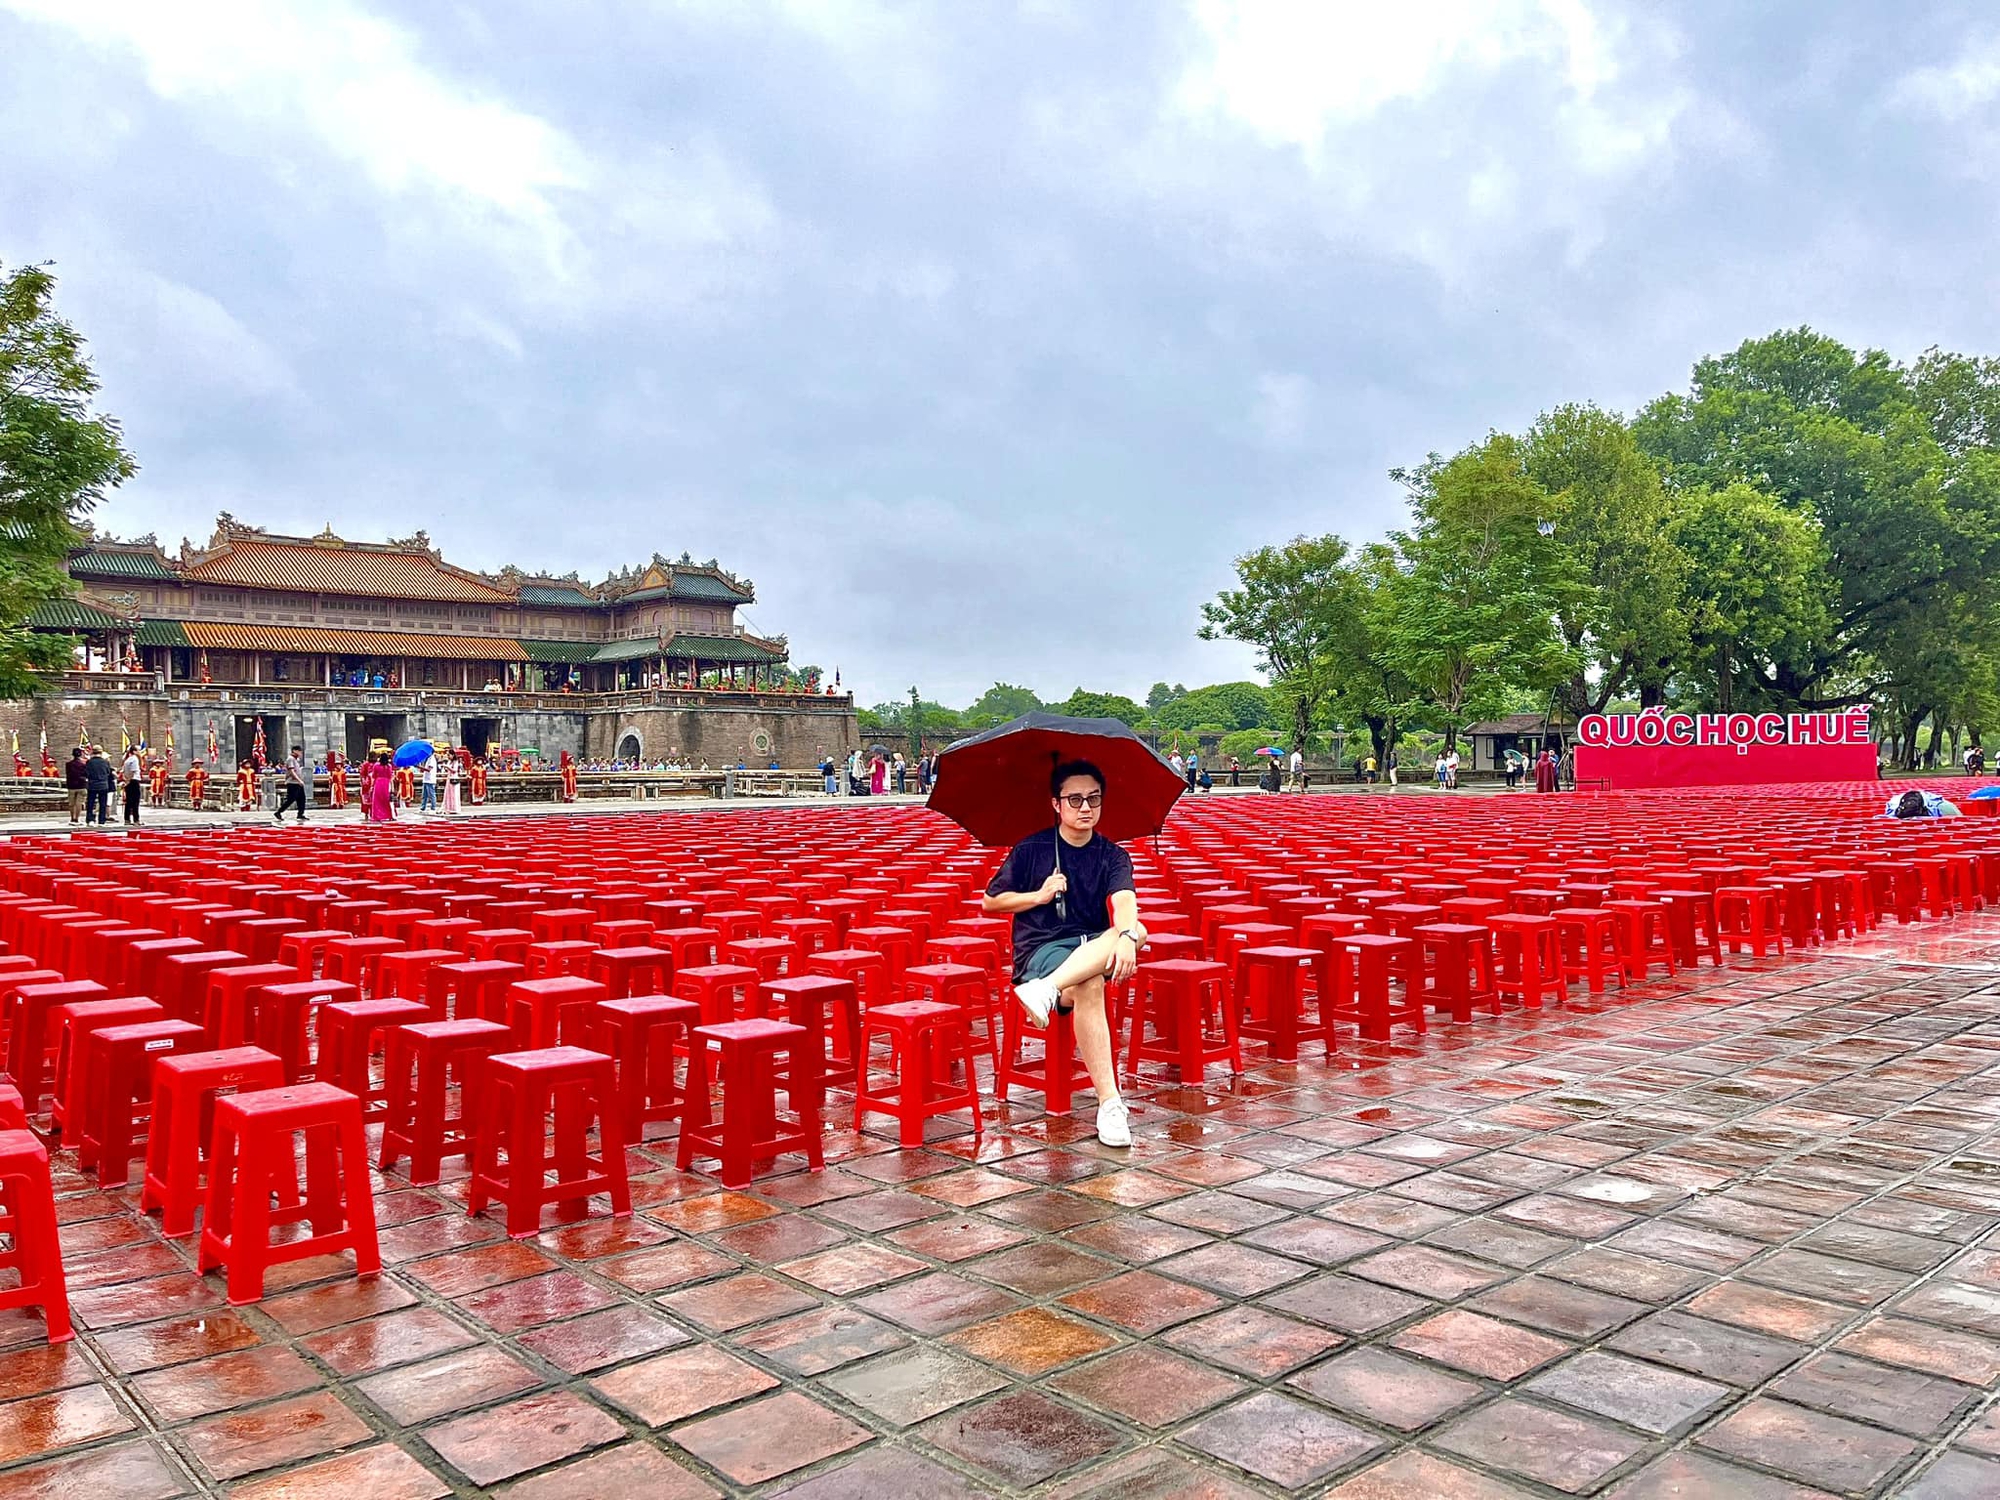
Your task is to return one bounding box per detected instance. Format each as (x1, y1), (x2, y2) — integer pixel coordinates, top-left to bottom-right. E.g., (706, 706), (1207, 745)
(132, 1344), (322, 1423)
(706, 1211), (846, 1261)
(1835, 1314), (2000, 1384)
(670, 1388), (871, 1487)
(226, 1442), (450, 1500)
(1769, 1350), (1976, 1437)
(356, 1345), (543, 1426)
(1523, 1349), (1729, 1434)
(946, 1305), (1119, 1376)
(646, 1188), (779, 1232)
(1048, 1345), (1247, 1427)
(1286, 1345), (1484, 1431)
(1435, 1395), (1649, 1492)
(660, 1269), (818, 1332)
(1466, 1274), (1647, 1339)
(735, 1304), (909, 1375)
(856, 1270), (1024, 1334)
(589, 1342), (777, 1427)
(1150, 1241), (1312, 1296)
(1696, 1397), (1920, 1494)
(780, 1241), (929, 1293)
(513, 1302), (690, 1373)
(1900, 1450), (2000, 1499)
(0, 1345), (91, 1403)
(91, 1309), (262, 1375)
(819, 1345), (1008, 1427)
(1956, 1401), (2000, 1455)
(1389, 1308), (1570, 1380)
(1261, 1271), (1429, 1333)
(1545, 1246), (1711, 1303)
(1322, 1451), (1540, 1499)
(183, 1390), (371, 1484)
(1176, 1390), (1383, 1490)
(1061, 1215), (1213, 1265)
(1160, 1305), (1344, 1377)
(1042, 1446), (1265, 1499)
(967, 1240), (1120, 1295)
(0, 1440), (189, 1500)
(259, 1276), (418, 1334)
(1603, 1450), (1838, 1499)
(0, 1384), (134, 1463)
(1743, 1247), (1916, 1305)
(1057, 1268), (1225, 1335)
(921, 1389), (1125, 1488)
(767, 1445), (998, 1499)
(1605, 1309), (1807, 1386)
(403, 1241), (554, 1298)
(495, 1441), (721, 1498)
(298, 1306), (477, 1378)
(1349, 1244), (1509, 1299)
(1684, 1280), (1853, 1343)
(70, 1273), (223, 1330)
(419, 1388), (624, 1487)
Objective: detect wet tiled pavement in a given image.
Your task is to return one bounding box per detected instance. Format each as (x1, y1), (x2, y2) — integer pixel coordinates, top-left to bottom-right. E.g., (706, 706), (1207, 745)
(9, 917), (2000, 1494)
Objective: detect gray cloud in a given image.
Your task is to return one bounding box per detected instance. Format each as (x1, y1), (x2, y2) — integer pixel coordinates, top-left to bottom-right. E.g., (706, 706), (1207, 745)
(5, 0), (1999, 707)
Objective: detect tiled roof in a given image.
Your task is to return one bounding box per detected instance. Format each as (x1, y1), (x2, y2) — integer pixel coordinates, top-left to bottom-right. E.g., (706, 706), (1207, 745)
(621, 572), (753, 605)
(518, 584), (598, 607)
(136, 619), (190, 647)
(69, 548), (177, 579)
(26, 598), (125, 630)
(183, 539), (512, 603)
(590, 632), (786, 664)
(518, 639), (594, 662)
(181, 622), (528, 662)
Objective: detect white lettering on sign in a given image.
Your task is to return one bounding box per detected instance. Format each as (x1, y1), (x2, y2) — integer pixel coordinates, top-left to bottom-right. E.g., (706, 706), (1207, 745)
(144, 1038), (174, 1051)
(1577, 710), (1871, 755)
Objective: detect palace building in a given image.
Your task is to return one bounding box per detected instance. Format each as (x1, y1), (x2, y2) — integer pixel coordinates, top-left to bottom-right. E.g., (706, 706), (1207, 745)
(12, 516), (856, 771)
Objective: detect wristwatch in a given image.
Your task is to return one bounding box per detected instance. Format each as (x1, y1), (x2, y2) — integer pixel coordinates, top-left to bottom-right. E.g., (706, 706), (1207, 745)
(1115, 928), (1142, 945)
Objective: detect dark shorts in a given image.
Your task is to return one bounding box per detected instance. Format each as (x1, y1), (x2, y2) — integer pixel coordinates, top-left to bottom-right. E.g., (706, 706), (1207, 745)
(1017, 932), (1110, 1010)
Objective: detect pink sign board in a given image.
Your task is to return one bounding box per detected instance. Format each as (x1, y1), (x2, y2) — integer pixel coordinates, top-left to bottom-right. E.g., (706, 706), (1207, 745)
(1571, 710), (1876, 789)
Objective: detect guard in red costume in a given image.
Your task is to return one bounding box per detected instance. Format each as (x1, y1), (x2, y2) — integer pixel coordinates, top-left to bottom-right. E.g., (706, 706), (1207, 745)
(186, 761), (208, 809)
(327, 751), (347, 810)
(469, 758), (488, 804)
(236, 761), (257, 810)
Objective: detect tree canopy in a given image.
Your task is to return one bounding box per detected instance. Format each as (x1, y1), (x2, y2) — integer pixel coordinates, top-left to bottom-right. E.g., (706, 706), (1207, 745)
(0, 264), (136, 696)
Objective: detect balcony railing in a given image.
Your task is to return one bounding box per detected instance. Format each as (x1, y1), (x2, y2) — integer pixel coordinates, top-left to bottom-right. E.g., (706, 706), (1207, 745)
(38, 674), (852, 713)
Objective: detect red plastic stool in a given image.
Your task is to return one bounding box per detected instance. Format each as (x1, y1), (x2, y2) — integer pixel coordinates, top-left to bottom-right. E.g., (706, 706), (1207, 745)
(411, 916), (483, 953)
(506, 976), (609, 1047)
(9, 980), (108, 1120)
(529, 908), (596, 944)
(1555, 909), (1625, 994)
(0, 1131), (71, 1341)
(724, 936), (799, 982)
(78, 1018), (206, 1186)
(467, 1046), (631, 1237)
(364, 909), (427, 945)
(1764, 878), (1821, 952)
(1604, 899), (1677, 980)
(577, 996), (699, 1144)
(698, 908), (763, 944)
(997, 1001), (1092, 1111)
(464, 929), (533, 964)
(905, 962), (998, 1067)
(324, 899), (387, 934)
(1235, 945), (1323, 1061)
(588, 919), (654, 949)
(673, 963), (760, 1026)
(769, 917), (836, 957)
(1128, 959), (1237, 1082)
(230, 917), (304, 965)
(323, 936), (403, 996)
(1655, 890), (1721, 967)
(197, 1082), (381, 1303)
(277, 929), (343, 978)
(754, 975), (863, 1090)
(376, 948), (458, 1004)
(588, 946), (671, 1000)
(1414, 923), (1498, 1022)
(854, 1000), (982, 1147)
(804, 948), (891, 1010)
(426, 959), (526, 1023)
(676, 1019), (824, 1188)
(202, 963), (299, 1048)
(141, 1046), (288, 1235)
(1717, 887), (1785, 957)
(317, 998), (430, 1117)
(525, 940), (597, 979)
(244, 978), (359, 1082)
(1489, 914), (1565, 1009)
(379, 1019), (512, 1184)
(49, 996), (164, 1138)
(1321, 934), (1424, 1042)
(656, 926), (720, 974)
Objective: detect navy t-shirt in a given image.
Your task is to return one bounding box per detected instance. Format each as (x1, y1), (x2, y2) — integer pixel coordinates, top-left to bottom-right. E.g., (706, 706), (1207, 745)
(986, 828), (1136, 978)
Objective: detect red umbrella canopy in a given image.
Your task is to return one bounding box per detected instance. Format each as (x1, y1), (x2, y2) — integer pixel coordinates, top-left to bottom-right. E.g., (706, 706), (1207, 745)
(926, 712), (1184, 848)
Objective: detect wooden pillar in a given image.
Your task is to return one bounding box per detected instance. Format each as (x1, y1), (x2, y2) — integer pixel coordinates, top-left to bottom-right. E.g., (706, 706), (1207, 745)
(251, 653), (260, 686)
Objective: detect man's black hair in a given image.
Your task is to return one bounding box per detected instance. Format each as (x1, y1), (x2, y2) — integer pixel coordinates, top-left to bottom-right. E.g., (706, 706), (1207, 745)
(1893, 789), (1929, 818)
(1050, 759), (1105, 797)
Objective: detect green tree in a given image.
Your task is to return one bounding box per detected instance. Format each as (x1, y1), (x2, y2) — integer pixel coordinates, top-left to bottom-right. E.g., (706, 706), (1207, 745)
(1153, 681), (1273, 732)
(1199, 535), (1360, 753)
(0, 263), (137, 695)
(1054, 689), (1148, 726)
(1378, 437), (1585, 749)
(964, 682), (1043, 725)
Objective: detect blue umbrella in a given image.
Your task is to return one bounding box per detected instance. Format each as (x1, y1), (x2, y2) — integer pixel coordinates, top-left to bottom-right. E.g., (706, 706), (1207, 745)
(392, 739), (436, 768)
(1253, 746), (1284, 757)
(1967, 784), (2000, 799)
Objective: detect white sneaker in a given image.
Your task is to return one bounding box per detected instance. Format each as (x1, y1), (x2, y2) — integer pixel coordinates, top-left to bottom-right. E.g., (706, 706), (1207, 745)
(1013, 977), (1057, 1029)
(1097, 1095), (1132, 1148)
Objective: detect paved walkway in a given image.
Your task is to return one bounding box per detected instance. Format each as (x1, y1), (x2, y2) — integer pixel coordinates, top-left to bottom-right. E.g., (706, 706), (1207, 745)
(6, 910), (2000, 1494)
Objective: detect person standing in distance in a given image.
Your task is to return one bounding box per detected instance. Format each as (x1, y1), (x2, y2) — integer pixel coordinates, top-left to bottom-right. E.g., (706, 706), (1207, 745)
(981, 760), (1146, 1147)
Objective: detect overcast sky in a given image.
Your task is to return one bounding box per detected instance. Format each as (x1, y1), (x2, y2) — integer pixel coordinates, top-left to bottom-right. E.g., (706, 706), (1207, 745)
(6, 2), (2000, 709)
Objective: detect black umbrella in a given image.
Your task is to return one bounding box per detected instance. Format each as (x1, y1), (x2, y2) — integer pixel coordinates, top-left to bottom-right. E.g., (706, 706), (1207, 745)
(926, 712), (1184, 848)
